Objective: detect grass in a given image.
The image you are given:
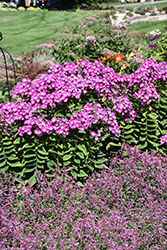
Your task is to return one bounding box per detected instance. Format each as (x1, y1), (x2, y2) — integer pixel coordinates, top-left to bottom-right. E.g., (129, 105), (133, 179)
(0, 10), (94, 55)
(126, 20), (167, 33)
(0, 3), (167, 56)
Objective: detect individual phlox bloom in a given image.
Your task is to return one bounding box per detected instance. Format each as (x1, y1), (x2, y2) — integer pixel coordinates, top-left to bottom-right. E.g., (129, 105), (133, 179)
(160, 134), (167, 145)
(90, 129), (101, 141)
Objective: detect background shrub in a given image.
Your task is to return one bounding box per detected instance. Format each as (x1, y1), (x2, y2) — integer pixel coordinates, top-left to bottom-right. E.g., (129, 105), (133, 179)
(57, 0), (112, 10)
(53, 14), (134, 67)
(147, 27), (167, 62)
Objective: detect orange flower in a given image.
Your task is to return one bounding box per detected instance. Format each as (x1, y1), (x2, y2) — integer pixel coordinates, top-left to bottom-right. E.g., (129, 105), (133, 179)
(105, 53), (115, 62)
(98, 56), (106, 64)
(129, 50), (136, 58)
(113, 53), (124, 63)
(121, 63), (128, 71)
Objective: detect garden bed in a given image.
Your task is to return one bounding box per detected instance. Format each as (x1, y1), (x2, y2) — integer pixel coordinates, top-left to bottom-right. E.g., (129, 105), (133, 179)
(0, 8), (167, 249)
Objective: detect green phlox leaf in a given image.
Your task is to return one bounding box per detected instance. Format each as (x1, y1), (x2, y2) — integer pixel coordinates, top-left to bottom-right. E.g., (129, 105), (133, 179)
(76, 151), (84, 159)
(148, 113), (158, 119)
(77, 170), (88, 177)
(139, 141), (148, 149)
(63, 154), (73, 161)
(106, 141), (121, 150)
(95, 163), (106, 169)
(77, 144), (88, 155)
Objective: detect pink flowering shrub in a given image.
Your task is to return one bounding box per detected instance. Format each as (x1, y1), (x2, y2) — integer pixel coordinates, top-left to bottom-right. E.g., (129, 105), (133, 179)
(0, 59), (167, 184)
(0, 144), (167, 249)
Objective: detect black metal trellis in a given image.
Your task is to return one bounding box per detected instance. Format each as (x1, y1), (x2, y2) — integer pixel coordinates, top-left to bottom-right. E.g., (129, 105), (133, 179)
(0, 32), (17, 101)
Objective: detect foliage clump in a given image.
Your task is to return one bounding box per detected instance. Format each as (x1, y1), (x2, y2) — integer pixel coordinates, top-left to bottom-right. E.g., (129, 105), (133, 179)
(147, 27), (167, 62)
(0, 58), (167, 184)
(53, 15), (134, 68)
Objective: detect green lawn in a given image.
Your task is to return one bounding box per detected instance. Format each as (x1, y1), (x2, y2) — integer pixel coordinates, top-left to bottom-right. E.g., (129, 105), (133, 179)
(0, 7), (167, 56)
(127, 20), (167, 33)
(0, 10), (94, 55)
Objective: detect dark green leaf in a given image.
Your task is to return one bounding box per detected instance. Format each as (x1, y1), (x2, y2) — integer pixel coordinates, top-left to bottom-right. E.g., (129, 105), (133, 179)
(148, 113), (158, 119)
(63, 154), (73, 161)
(106, 141), (121, 150)
(123, 128), (134, 134)
(14, 137), (21, 144)
(63, 161), (71, 166)
(24, 154), (36, 159)
(95, 163), (106, 169)
(77, 170), (88, 177)
(8, 161), (22, 167)
(37, 148), (48, 155)
(76, 152), (84, 159)
(139, 141), (148, 149)
(77, 144), (88, 155)
(7, 154), (19, 161)
(27, 174), (36, 186)
(47, 160), (56, 168)
(23, 167), (36, 173)
(71, 170), (77, 179)
(74, 158), (81, 164)
(0, 161), (7, 167)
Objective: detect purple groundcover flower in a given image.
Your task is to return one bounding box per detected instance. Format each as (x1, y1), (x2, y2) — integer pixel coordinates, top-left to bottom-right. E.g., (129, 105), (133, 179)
(0, 144), (167, 249)
(149, 44), (156, 48)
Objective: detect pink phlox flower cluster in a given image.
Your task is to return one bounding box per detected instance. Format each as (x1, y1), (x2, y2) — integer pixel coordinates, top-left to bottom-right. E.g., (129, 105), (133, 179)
(12, 78), (36, 100)
(51, 116), (69, 136)
(77, 60), (103, 77)
(128, 59), (166, 105)
(160, 134), (167, 145)
(69, 103), (120, 136)
(156, 62), (167, 82)
(1, 59), (167, 138)
(123, 110), (138, 123)
(105, 107), (120, 136)
(18, 116), (53, 136)
(113, 96), (132, 114)
(135, 58), (159, 78)
(47, 62), (62, 74)
(0, 101), (33, 126)
(112, 96), (137, 123)
(134, 81), (160, 105)
(16, 103), (120, 138)
(60, 61), (78, 76)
